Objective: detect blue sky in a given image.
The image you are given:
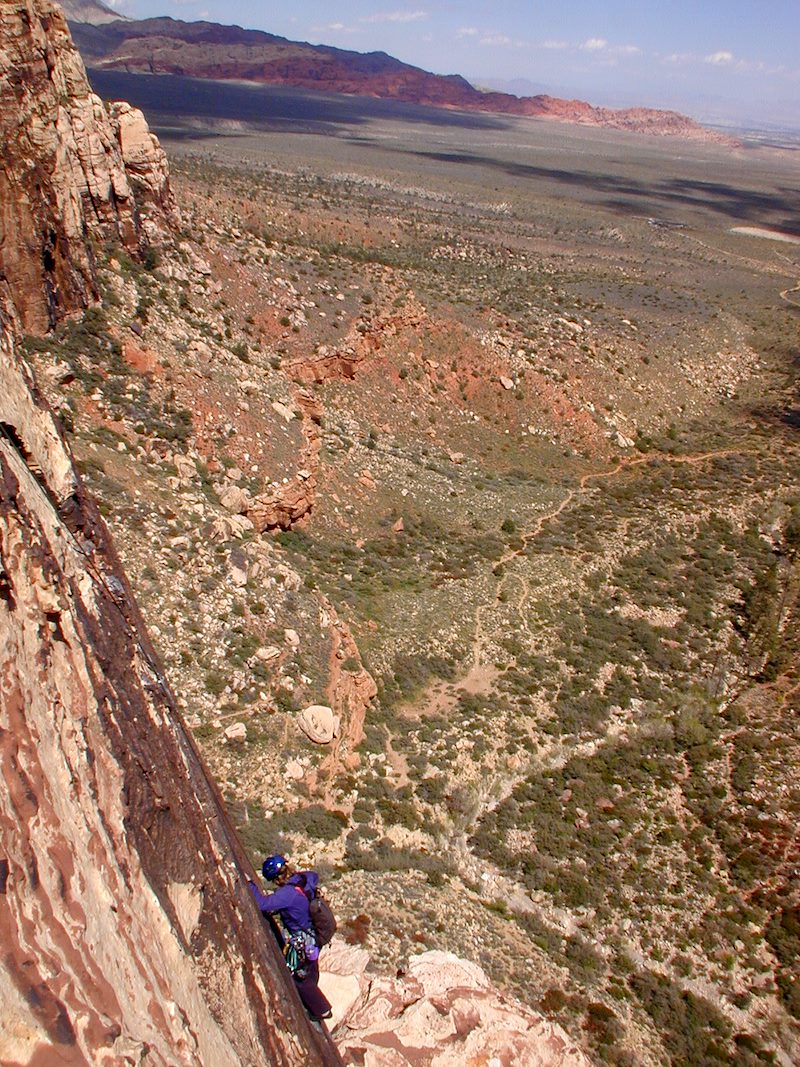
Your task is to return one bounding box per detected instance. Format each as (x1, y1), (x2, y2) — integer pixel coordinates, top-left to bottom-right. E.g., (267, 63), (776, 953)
(109, 1), (800, 127)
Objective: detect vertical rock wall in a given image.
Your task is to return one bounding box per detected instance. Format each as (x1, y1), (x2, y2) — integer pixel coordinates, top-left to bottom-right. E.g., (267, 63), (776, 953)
(0, 2), (341, 1064)
(0, 0), (175, 333)
(0, 320), (342, 1064)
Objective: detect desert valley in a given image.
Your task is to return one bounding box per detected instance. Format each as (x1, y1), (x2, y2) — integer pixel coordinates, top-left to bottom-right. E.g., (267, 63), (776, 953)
(1, 1), (799, 1065)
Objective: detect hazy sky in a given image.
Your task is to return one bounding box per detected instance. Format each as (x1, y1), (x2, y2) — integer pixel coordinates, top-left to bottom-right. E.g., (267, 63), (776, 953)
(109, 1), (800, 127)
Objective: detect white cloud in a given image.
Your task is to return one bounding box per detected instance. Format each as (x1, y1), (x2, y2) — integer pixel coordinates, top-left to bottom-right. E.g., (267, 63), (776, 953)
(541, 39), (568, 50)
(705, 50), (734, 65)
(480, 34), (513, 47)
(581, 38), (607, 51)
(457, 27), (479, 38)
(360, 10), (428, 24)
(613, 44), (641, 56)
(311, 21), (355, 33)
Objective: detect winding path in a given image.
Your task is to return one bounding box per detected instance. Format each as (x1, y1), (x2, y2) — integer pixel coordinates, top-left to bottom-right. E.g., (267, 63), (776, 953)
(470, 448), (752, 671)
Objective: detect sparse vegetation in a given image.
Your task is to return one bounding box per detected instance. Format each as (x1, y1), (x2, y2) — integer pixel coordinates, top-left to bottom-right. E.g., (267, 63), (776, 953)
(36, 97), (800, 1067)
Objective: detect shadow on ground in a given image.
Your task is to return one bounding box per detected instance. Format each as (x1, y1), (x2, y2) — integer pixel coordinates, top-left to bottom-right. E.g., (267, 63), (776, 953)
(404, 148), (800, 232)
(88, 70), (510, 136)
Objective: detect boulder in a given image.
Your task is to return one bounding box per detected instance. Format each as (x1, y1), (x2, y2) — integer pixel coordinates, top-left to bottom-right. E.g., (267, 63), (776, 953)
(326, 948), (593, 1067)
(284, 628), (301, 648)
(284, 758), (305, 781)
(256, 645), (282, 662)
(224, 721), (247, 743)
(219, 485), (253, 514)
(272, 400), (296, 422)
(207, 513), (255, 542)
(297, 704), (337, 744)
(229, 563), (249, 587)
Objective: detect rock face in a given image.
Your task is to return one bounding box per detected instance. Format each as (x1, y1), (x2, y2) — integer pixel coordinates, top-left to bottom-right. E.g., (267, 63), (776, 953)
(71, 16), (734, 143)
(0, 3), (339, 1064)
(0, 320), (341, 1066)
(0, 0), (176, 333)
(320, 944), (592, 1067)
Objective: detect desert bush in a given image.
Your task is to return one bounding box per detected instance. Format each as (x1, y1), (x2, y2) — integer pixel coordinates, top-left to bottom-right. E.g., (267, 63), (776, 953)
(268, 804), (348, 843)
(765, 907), (800, 1019)
(629, 971), (731, 1065)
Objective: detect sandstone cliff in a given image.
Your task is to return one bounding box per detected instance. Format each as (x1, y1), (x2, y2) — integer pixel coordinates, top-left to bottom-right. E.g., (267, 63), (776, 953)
(0, 319), (342, 1066)
(0, 2), (340, 1063)
(0, 0), (175, 333)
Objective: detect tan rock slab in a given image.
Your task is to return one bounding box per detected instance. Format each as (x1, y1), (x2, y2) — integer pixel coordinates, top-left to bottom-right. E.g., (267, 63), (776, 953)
(223, 721), (247, 742)
(297, 704), (337, 744)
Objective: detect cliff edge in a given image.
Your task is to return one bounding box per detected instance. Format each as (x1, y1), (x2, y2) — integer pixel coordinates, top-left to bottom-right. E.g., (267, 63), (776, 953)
(0, 0), (175, 333)
(0, 2), (340, 1064)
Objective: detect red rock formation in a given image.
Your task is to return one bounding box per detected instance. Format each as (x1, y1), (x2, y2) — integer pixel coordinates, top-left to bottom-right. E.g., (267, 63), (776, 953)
(0, 0), (176, 333)
(290, 299), (429, 385)
(248, 391), (322, 531)
(70, 16), (734, 143)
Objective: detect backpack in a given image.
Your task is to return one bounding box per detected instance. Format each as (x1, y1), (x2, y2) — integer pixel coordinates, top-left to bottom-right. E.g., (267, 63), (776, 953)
(309, 889), (337, 946)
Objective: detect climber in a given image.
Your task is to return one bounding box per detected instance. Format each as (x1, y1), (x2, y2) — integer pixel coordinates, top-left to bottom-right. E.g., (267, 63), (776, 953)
(248, 854), (333, 1022)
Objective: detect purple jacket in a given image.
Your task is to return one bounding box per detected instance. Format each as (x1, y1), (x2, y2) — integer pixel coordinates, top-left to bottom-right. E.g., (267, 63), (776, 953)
(249, 871), (319, 935)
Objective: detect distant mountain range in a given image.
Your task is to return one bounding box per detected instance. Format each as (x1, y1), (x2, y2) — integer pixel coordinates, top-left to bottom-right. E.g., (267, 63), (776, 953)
(61, 4), (732, 142)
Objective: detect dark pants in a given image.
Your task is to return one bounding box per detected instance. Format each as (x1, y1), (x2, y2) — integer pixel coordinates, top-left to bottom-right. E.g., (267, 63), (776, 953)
(295, 959), (331, 1019)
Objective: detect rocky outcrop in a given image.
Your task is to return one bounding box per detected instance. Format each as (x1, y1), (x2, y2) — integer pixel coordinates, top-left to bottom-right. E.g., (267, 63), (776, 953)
(324, 604), (377, 759)
(70, 16), (734, 143)
(248, 391), (322, 531)
(320, 944), (592, 1067)
(0, 0), (175, 333)
(108, 99), (175, 225)
(291, 299), (429, 385)
(0, 319), (341, 1066)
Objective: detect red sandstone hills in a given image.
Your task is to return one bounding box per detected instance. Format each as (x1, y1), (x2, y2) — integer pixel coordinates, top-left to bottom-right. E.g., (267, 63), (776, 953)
(69, 15), (731, 142)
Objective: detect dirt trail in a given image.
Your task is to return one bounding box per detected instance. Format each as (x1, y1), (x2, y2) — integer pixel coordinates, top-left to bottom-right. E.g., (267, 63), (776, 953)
(374, 444), (757, 795)
(469, 447), (750, 672)
(678, 229), (800, 308)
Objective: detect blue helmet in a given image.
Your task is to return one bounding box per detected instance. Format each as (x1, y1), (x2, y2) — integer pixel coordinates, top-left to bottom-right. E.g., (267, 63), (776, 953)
(262, 854), (287, 881)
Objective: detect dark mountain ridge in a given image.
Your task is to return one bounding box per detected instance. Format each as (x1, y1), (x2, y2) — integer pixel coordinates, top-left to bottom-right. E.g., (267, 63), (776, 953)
(69, 15), (734, 142)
